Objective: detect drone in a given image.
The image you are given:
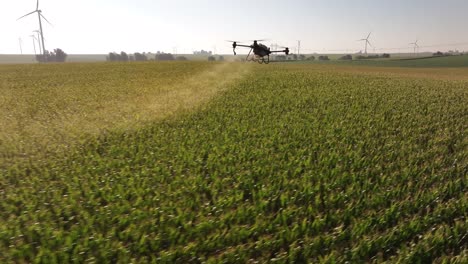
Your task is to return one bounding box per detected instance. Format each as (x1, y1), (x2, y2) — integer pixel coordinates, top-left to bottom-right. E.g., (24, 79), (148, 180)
(228, 40), (290, 64)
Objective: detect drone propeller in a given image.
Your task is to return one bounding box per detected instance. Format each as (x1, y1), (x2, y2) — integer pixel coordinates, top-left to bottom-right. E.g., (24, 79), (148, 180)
(227, 39), (268, 43)
(226, 40), (241, 55)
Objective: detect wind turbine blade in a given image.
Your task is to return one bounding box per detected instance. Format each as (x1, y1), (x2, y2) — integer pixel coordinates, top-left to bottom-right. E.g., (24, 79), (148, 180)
(40, 13), (53, 26)
(367, 40), (372, 47)
(37, 0), (40, 10)
(367, 32), (372, 39)
(17, 10), (37, 20)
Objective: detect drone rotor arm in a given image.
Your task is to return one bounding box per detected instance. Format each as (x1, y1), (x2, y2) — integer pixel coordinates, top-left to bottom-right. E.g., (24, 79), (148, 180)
(270, 46), (290, 55)
(235, 44), (254, 48)
(231, 44), (254, 55)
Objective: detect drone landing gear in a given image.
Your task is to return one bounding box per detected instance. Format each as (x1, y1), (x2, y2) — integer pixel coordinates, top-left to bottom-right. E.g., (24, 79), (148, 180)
(246, 53), (270, 64)
(258, 56), (270, 64)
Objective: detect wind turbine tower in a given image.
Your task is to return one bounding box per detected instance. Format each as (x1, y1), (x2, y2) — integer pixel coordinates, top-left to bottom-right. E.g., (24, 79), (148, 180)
(358, 32), (372, 55)
(410, 40), (419, 56)
(19, 38), (23, 54)
(17, 0), (52, 61)
(297, 40), (301, 56)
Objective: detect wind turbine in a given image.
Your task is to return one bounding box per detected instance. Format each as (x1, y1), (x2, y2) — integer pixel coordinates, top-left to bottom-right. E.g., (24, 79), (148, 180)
(33, 30), (42, 53)
(17, 0), (52, 61)
(30, 35), (37, 55)
(409, 40), (419, 56)
(19, 38), (23, 54)
(358, 32), (372, 55)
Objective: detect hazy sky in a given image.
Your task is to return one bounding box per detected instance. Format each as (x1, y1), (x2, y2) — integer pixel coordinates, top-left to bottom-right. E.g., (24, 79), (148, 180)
(1, 0), (468, 54)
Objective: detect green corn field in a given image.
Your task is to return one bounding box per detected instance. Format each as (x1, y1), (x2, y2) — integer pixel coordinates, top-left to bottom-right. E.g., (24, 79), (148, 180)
(0, 61), (467, 263)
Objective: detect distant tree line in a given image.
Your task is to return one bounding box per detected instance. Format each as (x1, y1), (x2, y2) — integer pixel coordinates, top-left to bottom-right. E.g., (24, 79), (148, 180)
(272, 54), (307, 61)
(194, 50), (212, 55)
(36, 48), (67, 63)
(106, 53), (221, 62)
(134, 53), (148, 61)
(155, 53), (175, 61)
(107, 52), (129, 62)
(318, 55), (330, 61)
(107, 52), (180, 62)
(339, 54), (353, 61)
(355, 54), (391, 60)
(107, 52), (148, 62)
(433, 51), (465, 56)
